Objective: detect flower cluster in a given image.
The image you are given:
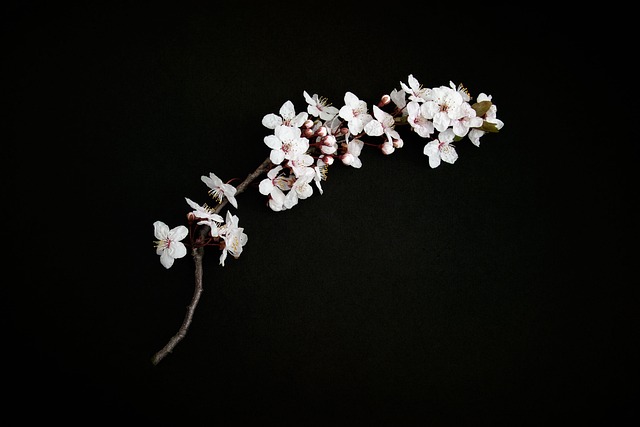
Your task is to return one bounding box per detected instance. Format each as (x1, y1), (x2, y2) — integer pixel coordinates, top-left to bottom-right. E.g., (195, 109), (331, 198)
(154, 74), (503, 269)
(153, 172), (248, 269)
(258, 74), (503, 211)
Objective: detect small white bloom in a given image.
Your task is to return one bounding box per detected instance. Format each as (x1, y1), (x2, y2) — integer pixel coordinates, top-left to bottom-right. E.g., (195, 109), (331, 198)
(287, 153), (315, 178)
(262, 100), (308, 129)
(185, 197), (223, 237)
(450, 81), (471, 102)
(153, 221), (188, 269)
(264, 125), (310, 165)
(338, 92), (373, 135)
(423, 129), (458, 168)
(201, 172), (238, 208)
(284, 174), (313, 209)
(259, 165), (293, 212)
(451, 102), (483, 137)
(303, 91), (339, 121)
(364, 105), (401, 144)
(423, 86), (464, 132)
(400, 74), (430, 102)
(218, 211), (248, 266)
(406, 101), (434, 138)
(341, 137), (364, 168)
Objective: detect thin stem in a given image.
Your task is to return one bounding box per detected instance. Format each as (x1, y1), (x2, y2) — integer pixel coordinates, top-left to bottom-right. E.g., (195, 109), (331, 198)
(151, 246), (204, 365)
(152, 156), (273, 365)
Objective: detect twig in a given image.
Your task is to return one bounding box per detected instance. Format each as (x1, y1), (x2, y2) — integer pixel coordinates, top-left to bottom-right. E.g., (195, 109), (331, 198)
(151, 156), (273, 365)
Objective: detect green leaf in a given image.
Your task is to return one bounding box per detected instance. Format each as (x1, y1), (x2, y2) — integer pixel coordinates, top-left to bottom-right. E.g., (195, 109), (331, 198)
(480, 120), (500, 133)
(472, 100), (492, 117)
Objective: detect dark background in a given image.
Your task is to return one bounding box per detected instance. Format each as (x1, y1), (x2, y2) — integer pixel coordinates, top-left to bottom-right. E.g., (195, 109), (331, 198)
(5, 3), (635, 425)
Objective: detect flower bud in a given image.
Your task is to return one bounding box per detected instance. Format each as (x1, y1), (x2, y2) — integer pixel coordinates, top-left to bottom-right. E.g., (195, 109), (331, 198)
(303, 119), (314, 128)
(378, 94), (391, 107)
(316, 126), (327, 137)
(340, 127), (350, 135)
(187, 212), (197, 222)
(303, 127), (314, 138)
(381, 142), (395, 155)
(321, 155), (334, 165)
(341, 153), (354, 166)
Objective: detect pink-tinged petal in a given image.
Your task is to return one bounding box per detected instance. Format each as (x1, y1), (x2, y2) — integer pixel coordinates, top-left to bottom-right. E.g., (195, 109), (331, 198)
(364, 120), (383, 136)
(440, 145), (458, 165)
(428, 154), (441, 169)
(169, 225), (188, 242)
(153, 221), (169, 239)
(160, 250), (175, 269)
(270, 149), (285, 165)
(284, 190), (298, 209)
(349, 139), (364, 156)
(172, 241), (187, 259)
(344, 91), (359, 106)
(264, 134), (282, 149)
(262, 113), (282, 129)
(219, 249), (228, 267)
(227, 194), (238, 209)
(259, 178), (273, 196)
(423, 140), (438, 156)
(279, 100), (295, 119)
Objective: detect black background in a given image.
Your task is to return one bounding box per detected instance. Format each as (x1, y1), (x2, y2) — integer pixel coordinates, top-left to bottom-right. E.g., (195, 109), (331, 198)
(5, 3), (635, 425)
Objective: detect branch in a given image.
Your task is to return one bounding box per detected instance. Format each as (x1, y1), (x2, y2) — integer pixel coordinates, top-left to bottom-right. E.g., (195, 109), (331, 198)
(151, 246), (204, 365)
(152, 156), (272, 365)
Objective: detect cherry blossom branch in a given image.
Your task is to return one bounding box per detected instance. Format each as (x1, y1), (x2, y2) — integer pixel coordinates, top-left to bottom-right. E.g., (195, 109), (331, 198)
(151, 156), (272, 365)
(152, 74), (504, 365)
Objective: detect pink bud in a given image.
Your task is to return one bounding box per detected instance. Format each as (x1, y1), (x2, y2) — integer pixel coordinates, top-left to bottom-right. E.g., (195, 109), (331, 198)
(341, 153), (354, 166)
(340, 127), (350, 135)
(381, 142), (395, 155)
(378, 94), (391, 107)
(303, 128), (314, 138)
(321, 154), (334, 165)
(303, 119), (314, 128)
(316, 126), (327, 137)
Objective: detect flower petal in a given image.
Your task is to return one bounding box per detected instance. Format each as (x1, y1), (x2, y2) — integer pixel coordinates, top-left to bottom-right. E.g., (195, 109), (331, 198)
(153, 221), (169, 239)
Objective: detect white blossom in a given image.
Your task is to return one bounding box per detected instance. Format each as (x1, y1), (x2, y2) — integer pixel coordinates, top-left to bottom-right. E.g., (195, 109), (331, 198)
(284, 174), (313, 209)
(303, 91), (339, 121)
(218, 211), (248, 266)
(338, 92), (373, 135)
(364, 105), (401, 144)
(259, 165), (293, 212)
(341, 137), (364, 168)
(423, 85), (464, 132)
(451, 102), (483, 137)
(407, 101), (434, 138)
(153, 221), (188, 269)
(400, 74), (430, 102)
(185, 197), (224, 237)
(423, 129), (458, 168)
(264, 125), (310, 165)
(201, 172), (238, 208)
(262, 100), (308, 129)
